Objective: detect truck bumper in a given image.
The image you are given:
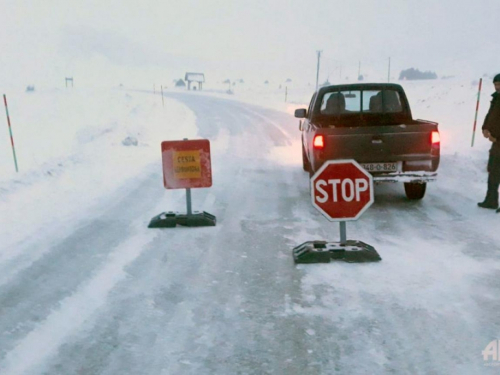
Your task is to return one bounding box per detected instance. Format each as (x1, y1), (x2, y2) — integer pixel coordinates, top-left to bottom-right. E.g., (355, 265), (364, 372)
(372, 171), (437, 183)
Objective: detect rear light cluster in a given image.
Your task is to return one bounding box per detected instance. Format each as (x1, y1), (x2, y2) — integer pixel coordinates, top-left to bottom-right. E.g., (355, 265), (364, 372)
(431, 131), (440, 145)
(313, 135), (325, 149)
(313, 132), (439, 150)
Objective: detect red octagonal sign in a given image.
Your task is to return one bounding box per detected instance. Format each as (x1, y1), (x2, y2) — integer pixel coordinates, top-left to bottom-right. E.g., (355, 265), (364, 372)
(311, 160), (374, 221)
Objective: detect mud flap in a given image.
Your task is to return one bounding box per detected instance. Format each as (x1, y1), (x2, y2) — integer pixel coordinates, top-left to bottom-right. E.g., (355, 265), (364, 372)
(293, 240), (381, 264)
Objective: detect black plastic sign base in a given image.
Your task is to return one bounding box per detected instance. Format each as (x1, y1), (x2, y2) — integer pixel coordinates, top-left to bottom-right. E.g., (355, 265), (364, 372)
(293, 240), (381, 264)
(148, 211), (216, 228)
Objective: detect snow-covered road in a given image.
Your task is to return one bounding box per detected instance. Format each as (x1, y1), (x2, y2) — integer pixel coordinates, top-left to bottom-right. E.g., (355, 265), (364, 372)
(1, 91), (499, 374)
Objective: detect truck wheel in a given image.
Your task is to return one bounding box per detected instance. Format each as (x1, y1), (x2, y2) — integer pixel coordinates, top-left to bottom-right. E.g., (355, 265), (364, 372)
(302, 145), (310, 172)
(404, 182), (426, 200)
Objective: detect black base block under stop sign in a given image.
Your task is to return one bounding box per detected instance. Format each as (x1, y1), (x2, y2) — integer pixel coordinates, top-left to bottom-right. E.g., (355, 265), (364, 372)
(293, 240), (381, 264)
(148, 211), (216, 228)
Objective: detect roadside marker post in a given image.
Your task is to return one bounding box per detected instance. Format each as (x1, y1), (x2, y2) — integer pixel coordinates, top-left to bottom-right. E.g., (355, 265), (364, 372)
(148, 138), (216, 228)
(293, 160), (381, 264)
(3, 94), (19, 172)
(471, 78), (483, 147)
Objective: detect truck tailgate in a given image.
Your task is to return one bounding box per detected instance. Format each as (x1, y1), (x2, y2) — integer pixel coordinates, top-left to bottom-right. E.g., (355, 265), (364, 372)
(319, 123), (437, 162)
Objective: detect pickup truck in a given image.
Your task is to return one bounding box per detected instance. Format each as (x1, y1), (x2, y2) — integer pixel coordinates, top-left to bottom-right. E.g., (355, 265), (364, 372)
(295, 83), (439, 200)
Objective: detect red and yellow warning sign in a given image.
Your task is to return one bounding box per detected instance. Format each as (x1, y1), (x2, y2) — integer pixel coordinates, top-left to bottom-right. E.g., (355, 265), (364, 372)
(161, 139), (212, 189)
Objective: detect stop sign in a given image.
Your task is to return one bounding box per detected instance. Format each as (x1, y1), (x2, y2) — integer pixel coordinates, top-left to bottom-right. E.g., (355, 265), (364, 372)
(311, 160), (374, 221)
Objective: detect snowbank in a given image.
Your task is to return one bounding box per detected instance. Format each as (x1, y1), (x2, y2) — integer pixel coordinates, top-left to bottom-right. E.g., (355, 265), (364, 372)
(0, 87), (197, 256)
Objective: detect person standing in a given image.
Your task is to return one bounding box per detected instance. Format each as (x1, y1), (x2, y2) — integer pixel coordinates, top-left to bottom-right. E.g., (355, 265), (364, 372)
(478, 74), (500, 211)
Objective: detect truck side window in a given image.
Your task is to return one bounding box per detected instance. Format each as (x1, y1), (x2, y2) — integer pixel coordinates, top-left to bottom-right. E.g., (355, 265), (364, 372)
(308, 94), (316, 116)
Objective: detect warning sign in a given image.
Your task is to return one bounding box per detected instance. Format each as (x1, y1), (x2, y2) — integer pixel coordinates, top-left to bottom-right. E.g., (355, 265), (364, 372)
(161, 139), (212, 189)
(173, 150), (201, 179)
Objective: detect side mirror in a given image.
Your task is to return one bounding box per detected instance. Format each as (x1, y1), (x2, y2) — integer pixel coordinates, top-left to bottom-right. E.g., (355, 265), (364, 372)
(294, 108), (307, 118)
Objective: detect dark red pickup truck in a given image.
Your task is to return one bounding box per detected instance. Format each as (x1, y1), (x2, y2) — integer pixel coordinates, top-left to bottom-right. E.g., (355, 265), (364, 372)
(295, 83), (440, 200)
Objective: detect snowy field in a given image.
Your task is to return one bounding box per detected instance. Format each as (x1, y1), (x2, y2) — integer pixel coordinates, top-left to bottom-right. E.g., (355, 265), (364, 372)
(1, 78), (493, 239)
(1, 78), (500, 374)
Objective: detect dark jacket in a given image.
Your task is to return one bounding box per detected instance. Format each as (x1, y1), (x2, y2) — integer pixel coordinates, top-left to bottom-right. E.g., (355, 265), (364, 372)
(482, 92), (500, 154)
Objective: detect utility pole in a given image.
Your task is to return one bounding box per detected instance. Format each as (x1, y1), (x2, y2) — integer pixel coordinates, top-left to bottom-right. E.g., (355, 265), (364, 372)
(388, 57), (391, 82)
(315, 50), (322, 90)
(358, 61), (361, 79)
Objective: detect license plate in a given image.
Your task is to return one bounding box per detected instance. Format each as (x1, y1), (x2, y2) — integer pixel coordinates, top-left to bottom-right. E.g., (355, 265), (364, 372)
(361, 162), (399, 172)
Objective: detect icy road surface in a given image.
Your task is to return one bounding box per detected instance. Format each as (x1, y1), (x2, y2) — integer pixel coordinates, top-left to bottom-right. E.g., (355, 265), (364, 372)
(1, 91), (500, 375)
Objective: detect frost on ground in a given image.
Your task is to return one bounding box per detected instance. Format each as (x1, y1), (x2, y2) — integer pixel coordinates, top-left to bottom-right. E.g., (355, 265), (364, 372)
(0, 80), (500, 374)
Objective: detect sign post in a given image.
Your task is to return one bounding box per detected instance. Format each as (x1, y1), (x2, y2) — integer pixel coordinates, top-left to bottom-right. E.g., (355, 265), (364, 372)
(148, 138), (216, 228)
(3, 94), (18, 172)
(293, 160), (381, 263)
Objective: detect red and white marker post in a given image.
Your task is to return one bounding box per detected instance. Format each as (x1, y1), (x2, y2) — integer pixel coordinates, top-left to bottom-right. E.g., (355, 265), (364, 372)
(471, 78), (483, 147)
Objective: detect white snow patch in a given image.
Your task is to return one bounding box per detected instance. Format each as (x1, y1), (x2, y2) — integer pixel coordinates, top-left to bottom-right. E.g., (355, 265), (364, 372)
(0, 88), (197, 278)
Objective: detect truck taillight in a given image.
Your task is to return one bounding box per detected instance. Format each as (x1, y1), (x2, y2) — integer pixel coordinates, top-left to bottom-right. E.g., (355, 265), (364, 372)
(431, 131), (440, 145)
(313, 135), (325, 149)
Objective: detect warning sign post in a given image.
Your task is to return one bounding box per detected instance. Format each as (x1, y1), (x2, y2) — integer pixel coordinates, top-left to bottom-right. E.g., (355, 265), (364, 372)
(293, 160), (381, 264)
(148, 138), (216, 228)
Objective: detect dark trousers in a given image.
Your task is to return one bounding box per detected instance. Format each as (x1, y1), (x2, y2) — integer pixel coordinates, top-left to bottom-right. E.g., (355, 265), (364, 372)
(486, 152), (500, 204)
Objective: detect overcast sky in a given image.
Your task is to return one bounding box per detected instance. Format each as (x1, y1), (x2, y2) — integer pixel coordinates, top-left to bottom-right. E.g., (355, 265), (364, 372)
(1, 0), (499, 87)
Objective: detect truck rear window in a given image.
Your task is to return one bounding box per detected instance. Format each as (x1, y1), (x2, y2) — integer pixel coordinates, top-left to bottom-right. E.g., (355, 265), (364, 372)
(319, 89), (403, 115)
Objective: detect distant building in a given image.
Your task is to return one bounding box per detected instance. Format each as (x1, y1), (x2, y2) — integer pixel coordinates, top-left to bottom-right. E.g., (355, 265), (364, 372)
(185, 72), (205, 90)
